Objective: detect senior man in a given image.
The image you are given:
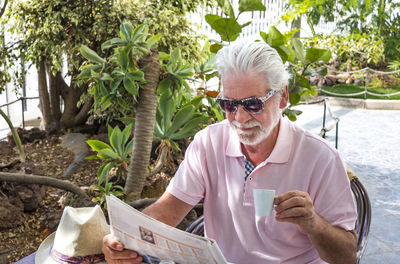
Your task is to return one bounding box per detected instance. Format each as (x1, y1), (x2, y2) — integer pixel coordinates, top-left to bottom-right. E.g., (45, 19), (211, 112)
(103, 41), (358, 264)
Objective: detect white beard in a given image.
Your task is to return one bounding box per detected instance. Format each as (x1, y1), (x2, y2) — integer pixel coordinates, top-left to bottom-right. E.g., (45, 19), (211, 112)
(230, 109), (281, 146)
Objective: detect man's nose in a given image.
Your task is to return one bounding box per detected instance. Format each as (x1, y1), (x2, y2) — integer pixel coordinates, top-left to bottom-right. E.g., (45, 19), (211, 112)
(234, 105), (252, 123)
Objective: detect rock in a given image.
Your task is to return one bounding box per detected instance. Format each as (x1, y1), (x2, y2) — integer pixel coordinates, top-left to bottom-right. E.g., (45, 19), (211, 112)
(354, 78), (363, 85)
(15, 184), (46, 212)
(346, 76), (354, 84)
(309, 76), (320, 86)
(324, 75), (337, 86)
(0, 197), (24, 229)
(336, 73), (351, 83)
(317, 78), (326, 87)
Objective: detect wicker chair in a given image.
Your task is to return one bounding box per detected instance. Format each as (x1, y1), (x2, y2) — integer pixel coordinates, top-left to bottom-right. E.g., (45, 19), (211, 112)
(185, 175), (371, 263)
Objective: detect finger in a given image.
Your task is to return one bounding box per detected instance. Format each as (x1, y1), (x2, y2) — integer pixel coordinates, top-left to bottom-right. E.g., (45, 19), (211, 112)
(103, 234), (124, 251)
(275, 196), (307, 214)
(276, 206), (310, 219)
(274, 190), (308, 205)
(102, 235), (142, 262)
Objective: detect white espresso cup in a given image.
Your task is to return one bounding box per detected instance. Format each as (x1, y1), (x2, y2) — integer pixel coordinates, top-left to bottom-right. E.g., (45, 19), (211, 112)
(253, 189), (276, 216)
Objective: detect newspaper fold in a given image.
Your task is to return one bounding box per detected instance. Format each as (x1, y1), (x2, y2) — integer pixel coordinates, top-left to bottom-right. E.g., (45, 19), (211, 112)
(106, 195), (227, 264)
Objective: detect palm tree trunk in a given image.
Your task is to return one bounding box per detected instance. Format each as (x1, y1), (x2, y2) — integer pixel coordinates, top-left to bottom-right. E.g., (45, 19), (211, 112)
(125, 50), (160, 202)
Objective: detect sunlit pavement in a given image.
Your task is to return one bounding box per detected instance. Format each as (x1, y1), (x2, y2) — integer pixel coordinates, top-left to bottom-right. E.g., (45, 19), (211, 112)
(293, 102), (400, 263)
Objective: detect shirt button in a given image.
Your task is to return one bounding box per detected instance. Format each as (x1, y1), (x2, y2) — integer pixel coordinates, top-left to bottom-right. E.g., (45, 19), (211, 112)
(248, 177), (252, 181)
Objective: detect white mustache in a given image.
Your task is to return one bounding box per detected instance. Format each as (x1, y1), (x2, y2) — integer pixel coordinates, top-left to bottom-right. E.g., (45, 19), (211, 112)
(231, 120), (262, 131)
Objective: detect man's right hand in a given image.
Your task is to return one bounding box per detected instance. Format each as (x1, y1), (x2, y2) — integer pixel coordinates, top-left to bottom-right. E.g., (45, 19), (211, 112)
(102, 234), (143, 264)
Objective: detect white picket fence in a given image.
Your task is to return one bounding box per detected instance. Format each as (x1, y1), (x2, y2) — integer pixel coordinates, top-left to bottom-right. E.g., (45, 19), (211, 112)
(197, 0), (338, 41)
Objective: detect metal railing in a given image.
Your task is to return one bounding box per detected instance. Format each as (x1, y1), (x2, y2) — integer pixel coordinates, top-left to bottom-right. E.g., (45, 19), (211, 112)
(0, 96), (39, 141)
(300, 97), (339, 149)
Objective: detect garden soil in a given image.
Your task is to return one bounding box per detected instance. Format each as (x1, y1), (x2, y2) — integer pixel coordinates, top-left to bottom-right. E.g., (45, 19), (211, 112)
(0, 132), (178, 263)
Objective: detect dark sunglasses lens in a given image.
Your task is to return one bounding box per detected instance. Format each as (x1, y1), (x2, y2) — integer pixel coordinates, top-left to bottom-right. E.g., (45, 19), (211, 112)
(219, 100), (237, 113)
(243, 98), (264, 113)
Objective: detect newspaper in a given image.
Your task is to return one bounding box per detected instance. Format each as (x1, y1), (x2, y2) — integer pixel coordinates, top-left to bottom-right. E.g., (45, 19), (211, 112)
(106, 195), (227, 264)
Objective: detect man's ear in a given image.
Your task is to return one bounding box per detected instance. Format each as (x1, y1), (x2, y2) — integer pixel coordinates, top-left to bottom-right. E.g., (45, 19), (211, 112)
(279, 85), (289, 109)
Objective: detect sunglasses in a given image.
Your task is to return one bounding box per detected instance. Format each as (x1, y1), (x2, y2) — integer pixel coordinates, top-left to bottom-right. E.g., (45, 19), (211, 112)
(216, 90), (276, 114)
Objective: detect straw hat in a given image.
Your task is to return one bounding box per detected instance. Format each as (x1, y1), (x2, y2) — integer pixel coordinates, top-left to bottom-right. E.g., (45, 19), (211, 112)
(35, 205), (110, 264)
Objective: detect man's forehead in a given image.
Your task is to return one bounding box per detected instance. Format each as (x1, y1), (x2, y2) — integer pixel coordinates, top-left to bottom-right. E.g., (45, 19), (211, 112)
(221, 73), (270, 96)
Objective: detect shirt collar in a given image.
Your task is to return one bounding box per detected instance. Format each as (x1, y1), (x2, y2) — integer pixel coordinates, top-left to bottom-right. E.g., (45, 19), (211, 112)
(225, 117), (293, 164)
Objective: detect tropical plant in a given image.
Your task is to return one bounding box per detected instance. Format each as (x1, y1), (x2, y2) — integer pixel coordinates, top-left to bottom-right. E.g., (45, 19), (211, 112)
(90, 181), (125, 208)
(154, 91), (209, 151)
(80, 21), (211, 202)
(260, 26), (331, 120)
(307, 34), (385, 70)
(0, 0), (206, 131)
(80, 22), (161, 202)
(87, 124), (133, 183)
(204, 0), (266, 51)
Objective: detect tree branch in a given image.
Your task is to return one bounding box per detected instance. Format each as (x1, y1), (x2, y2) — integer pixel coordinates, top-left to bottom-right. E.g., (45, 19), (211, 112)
(0, 172), (92, 202)
(0, 0), (8, 18)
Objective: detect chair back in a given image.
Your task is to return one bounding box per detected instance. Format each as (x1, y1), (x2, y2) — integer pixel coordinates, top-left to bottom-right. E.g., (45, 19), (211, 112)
(350, 177), (372, 263)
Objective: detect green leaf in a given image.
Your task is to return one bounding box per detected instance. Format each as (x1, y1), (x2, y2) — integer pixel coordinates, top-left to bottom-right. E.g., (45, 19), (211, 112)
(210, 44), (223, 53)
(85, 155), (100, 160)
(131, 24), (147, 42)
(319, 67), (328, 76)
(289, 93), (301, 106)
(98, 149), (119, 160)
(239, 0), (266, 13)
(241, 21), (252, 28)
(121, 123), (133, 146)
(170, 116), (209, 140)
(216, 0), (235, 18)
(166, 105), (195, 137)
(260, 31), (268, 42)
(154, 122), (164, 138)
(158, 51), (170, 61)
(122, 139), (133, 158)
(305, 48), (331, 63)
(294, 74), (310, 89)
(110, 38), (128, 46)
(157, 78), (171, 94)
(101, 39), (115, 51)
(268, 26), (285, 47)
(80, 45), (106, 64)
(86, 140), (111, 152)
(100, 73), (113, 81)
(146, 34), (161, 48)
(110, 126), (123, 155)
(159, 90), (175, 132)
(120, 21), (134, 41)
(98, 162), (114, 185)
(118, 48), (129, 71)
(127, 70), (145, 82)
(123, 76), (138, 96)
(205, 15), (242, 42)
(117, 117), (136, 127)
(292, 38), (305, 63)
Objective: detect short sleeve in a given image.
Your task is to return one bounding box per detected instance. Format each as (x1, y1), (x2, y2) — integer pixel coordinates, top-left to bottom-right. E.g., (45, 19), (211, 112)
(313, 153), (357, 231)
(166, 131), (207, 206)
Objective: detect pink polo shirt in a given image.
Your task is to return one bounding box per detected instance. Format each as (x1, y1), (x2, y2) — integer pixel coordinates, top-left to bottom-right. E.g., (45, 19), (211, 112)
(167, 118), (357, 264)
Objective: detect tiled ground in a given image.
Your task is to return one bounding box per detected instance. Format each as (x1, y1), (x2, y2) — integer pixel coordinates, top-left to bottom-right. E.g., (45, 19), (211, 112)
(294, 103), (400, 263)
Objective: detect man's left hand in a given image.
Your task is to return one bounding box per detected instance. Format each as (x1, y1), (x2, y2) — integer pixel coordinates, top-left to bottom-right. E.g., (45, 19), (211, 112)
(273, 190), (318, 234)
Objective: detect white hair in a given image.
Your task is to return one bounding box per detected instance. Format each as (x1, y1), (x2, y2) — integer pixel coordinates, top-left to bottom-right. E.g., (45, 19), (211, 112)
(215, 41), (290, 92)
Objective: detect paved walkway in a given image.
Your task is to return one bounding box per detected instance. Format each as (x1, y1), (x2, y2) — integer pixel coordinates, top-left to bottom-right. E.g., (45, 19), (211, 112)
(293, 102), (400, 263)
